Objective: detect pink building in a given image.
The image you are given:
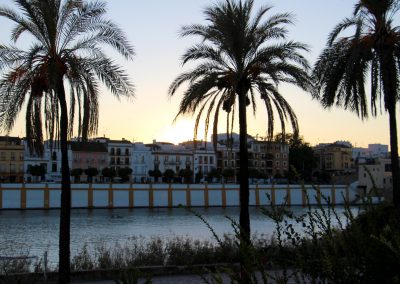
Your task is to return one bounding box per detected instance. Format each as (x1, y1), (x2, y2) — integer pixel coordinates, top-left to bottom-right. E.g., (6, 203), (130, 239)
(70, 142), (108, 182)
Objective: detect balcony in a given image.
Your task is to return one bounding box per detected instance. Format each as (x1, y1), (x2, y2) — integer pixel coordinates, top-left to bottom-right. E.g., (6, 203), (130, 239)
(164, 161), (180, 166)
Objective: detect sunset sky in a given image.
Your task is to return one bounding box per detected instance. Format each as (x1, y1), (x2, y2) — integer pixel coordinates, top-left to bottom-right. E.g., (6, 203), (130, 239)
(0, 0), (396, 148)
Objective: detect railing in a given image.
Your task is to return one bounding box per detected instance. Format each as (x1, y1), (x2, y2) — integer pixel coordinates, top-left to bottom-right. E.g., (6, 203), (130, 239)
(0, 183), (356, 210)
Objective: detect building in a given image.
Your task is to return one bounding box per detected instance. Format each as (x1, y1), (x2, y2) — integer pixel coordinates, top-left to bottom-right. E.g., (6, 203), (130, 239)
(44, 141), (71, 183)
(70, 141), (108, 182)
(131, 142), (152, 183)
(353, 143), (389, 164)
(358, 158), (392, 197)
(23, 140), (48, 182)
(215, 135), (289, 181)
(147, 141), (193, 182)
(314, 141), (354, 174)
(180, 141), (217, 181)
(108, 139), (132, 173)
(249, 141), (289, 177)
(0, 136), (24, 183)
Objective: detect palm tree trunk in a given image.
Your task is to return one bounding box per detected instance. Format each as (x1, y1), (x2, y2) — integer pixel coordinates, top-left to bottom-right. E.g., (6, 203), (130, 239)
(57, 78), (71, 284)
(380, 51), (400, 209)
(388, 105), (400, 208)
(238, 88), (250, 241)
(238, 85), (251, 283)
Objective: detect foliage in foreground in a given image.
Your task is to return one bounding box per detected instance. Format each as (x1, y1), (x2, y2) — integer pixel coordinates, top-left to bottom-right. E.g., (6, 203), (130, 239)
(199, 193), (400, 284)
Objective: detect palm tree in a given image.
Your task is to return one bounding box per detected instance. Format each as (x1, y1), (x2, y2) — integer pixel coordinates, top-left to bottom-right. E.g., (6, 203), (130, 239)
(313, 0), (400, 208)
(169, 0), (310, 245)
(0, 0), (134, 282)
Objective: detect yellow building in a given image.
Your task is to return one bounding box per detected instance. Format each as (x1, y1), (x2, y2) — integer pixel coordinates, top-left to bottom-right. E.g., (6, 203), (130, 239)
(0, 136), (24, 183)
(314, 142), (354, 174)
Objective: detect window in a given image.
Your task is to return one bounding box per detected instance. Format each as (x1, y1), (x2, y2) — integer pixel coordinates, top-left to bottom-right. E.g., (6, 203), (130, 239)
(275, 161), (280, 167)
(116, 148), (121, 155)
(125, 148), (130, 155)
(199, 156), (203, 164)
(204, 156), (208, 164)
(210, 156), (214, 164)
(10, 152), (15, 161)
(283, 154), (287, 159)
(111, 157), (115, 165)
(52, 163), (57, 172)
(52, 151), (57, 161)
(117, 157), (121, 164)
(125, 158), (130, 165)
(110, 148), (115, 155)
(275, 153), (280, 159)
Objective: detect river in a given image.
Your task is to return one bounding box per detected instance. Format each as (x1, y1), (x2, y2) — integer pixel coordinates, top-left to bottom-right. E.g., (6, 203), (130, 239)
(0, 206), (360, 266)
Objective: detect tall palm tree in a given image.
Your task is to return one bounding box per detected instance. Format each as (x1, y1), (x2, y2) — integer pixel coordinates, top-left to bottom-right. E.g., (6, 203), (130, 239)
(169, 0), (310, 246)
(0, 0), (134, 282)
(313, 0), (400, 208)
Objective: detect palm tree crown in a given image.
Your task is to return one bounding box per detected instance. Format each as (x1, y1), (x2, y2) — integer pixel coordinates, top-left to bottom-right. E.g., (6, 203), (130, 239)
(313, 0), (400, 207)
(169, 0), (311, 146)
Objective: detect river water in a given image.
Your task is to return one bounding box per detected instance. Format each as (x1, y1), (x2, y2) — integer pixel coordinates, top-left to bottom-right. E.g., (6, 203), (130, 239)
(0, 206), (360, 266)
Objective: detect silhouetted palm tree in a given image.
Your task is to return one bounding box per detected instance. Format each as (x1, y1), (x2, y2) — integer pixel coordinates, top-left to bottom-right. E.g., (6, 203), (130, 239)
(0, 0), (134, 282)
(169, 0), (310, 248)
(313, 0), (400, 208)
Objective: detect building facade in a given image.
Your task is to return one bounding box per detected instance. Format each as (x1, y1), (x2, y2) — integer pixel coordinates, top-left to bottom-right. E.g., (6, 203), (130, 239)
(131, 142), (152, 183)
(70, 141), (108, 182)
(108, 139), (132, 174)
(0, 136), (24, 183)
(358, 158), (392, 197)
(314, 142), (354, 174)
(249, 141), (289, 177)
(147, 141), (193, 182)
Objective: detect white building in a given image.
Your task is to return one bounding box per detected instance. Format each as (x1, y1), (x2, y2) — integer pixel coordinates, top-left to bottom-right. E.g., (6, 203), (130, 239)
(358, 158), (392, 196)
(131, 142), (152, 183)
(180, 141), (217, 181)
(368, 144), (389, 158)
(147, 141), (193, 182)
(45, 141), (72, 182)
(353, 144), (389, 163)
(23, 140), (48, 182)
(93, 137), (133, 180)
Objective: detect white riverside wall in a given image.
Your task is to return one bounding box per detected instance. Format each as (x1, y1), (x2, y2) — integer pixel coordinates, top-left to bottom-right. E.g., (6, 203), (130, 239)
(0, 183), (355, 209)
